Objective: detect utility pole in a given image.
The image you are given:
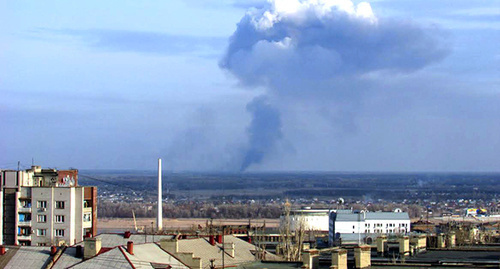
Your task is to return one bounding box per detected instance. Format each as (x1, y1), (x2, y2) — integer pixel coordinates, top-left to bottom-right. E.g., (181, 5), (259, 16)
(222, 227), (225, 269)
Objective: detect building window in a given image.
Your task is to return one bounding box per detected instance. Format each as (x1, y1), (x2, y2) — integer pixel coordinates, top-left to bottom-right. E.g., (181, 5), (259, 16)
(38, 243), (47, 246)
(55, 215), (65, 223)
(83, 213), (91, 222)
(55, 229), (64, 237)
(37, 215), (47, 223)
(19, 213), (31, 222)
(55, 201), (65, 209)
(37, 201), (47, 209)
(20, 200), (31, 208)
(37, 229), (47, 236)
(18, 227), (30, 236)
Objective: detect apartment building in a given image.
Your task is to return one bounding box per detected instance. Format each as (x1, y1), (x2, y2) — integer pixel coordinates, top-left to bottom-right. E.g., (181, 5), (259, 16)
(0, 166), (97, 246)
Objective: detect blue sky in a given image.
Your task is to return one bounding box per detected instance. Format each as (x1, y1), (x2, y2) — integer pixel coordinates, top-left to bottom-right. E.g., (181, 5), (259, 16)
(1, 0), (499, 172)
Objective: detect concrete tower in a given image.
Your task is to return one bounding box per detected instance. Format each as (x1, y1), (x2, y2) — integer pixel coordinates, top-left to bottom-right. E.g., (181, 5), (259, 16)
(157, 158), (163, 231)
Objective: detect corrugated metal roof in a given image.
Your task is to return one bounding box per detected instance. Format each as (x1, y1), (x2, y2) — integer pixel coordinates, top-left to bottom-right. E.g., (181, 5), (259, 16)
(122, 243), (188, 269)
(3, 246), (51, 269)
(335, 212), (409, 221)
(77, 234), (175, 248)
(69, 247), (133, 269)
(176, 235), (278, 268)
(366, 212), (409, 220)
(52, 247), (82, 269)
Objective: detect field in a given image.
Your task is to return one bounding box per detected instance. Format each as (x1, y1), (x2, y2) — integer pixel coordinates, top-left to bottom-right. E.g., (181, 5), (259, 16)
(98, 218), (280, 233)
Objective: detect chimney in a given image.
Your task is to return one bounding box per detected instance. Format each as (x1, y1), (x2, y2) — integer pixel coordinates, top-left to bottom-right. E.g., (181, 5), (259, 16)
(0, 245), (5, 255)
(157, 158), (163, 231)
(75, 246), (83, 258)
(51, 246), (57, 256)
(354, 245), (371, 269)
(124, 231), (131, 239)
(225, 242), (235, 257)
(209, 235), (215, 246)
(216, 235), (223, 244)
(331, 248), (347, 269)
(84, 237), (102, 260)
(127, 241), (134, 255)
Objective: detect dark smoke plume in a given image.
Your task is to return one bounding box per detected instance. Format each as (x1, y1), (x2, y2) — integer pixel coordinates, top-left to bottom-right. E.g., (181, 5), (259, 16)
(240, 96), (283, 171)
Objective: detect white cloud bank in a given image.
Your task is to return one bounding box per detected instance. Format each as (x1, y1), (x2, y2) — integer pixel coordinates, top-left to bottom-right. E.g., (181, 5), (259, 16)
(221, 0), (449, 94)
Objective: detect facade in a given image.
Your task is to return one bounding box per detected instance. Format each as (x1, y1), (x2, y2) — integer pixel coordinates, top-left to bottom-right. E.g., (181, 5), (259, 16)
(281, 208), (334, 231)
(329, 209), (410, 245)
(0, 166), (97, 246)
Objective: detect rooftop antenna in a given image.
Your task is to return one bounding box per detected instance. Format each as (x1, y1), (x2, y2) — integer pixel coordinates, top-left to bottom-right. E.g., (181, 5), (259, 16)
(157, 158), (163, 231)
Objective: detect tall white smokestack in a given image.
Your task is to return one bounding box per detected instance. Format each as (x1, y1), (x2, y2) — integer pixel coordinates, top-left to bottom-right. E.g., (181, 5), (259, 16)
(157, 158), (163, 231)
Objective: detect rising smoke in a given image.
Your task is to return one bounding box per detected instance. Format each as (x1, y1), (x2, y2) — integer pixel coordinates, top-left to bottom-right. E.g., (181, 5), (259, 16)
(240, 96), (283, 171)
(221, 0), (449, 171)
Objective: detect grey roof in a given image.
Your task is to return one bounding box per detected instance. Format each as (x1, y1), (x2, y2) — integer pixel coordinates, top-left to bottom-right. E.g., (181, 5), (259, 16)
(69, 247), (133, 269)
(61, 241), (188, 269)
(335, 212), (409, 222)
(52, 247), (82, 269)
(365, 212), (410, 220)
(176, 235), (278, 268)
(3, 246), (51, 269)
(122, 243), (188, 269)
(336, 209), (353, 214)
(77, 233), (175, 248)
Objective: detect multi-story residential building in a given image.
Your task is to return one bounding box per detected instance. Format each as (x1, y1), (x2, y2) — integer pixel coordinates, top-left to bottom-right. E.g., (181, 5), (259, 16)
(0, 166), (97, 246)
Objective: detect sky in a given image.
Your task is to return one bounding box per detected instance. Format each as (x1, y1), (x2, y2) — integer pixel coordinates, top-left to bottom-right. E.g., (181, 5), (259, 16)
(1, 0), (499, 172)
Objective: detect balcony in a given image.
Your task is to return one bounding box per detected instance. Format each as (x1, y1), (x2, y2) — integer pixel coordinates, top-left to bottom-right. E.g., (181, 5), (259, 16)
(17, 234), (31, 241)
(18, 220), (32, 226)
(18, 207), (32, 213)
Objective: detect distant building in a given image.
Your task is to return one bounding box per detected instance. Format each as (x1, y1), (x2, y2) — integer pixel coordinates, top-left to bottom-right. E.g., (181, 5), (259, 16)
(0, 166), (97, 246)
(280, 207), (334, 232)
(329, 209), (410, 245)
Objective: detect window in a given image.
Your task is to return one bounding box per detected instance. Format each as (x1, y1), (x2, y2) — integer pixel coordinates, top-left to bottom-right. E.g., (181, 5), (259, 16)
(55, 201), (65, 209)
(37, 201), (47, 209)
(55, 215), (65, 223)
(37, 215), (47, 223)
(55, 229), (64, 237)
(18, 227), (30, 236)
(19, 213), (31, 222)
(37, 229), (47, 236)
(20, 200), (31, 208)
(83, 213), (91, 222)
(38, 243), (47, 246)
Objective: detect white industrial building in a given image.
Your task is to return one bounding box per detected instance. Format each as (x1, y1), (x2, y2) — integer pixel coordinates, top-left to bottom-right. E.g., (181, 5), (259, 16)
(329, 209), (410, 245)
(0, 166), (97, 246)
(281, 208), (334, 231)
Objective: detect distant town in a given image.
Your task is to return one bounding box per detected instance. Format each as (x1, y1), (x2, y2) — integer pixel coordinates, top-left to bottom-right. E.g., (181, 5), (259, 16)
(1, 164), (499, 268)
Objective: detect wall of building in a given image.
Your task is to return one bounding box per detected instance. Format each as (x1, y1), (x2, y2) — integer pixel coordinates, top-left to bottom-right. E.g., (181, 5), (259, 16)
(1, 167), (97, 246)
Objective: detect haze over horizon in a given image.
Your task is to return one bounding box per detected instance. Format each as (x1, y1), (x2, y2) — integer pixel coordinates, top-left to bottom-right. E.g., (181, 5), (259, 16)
(1, 0), (499, 172)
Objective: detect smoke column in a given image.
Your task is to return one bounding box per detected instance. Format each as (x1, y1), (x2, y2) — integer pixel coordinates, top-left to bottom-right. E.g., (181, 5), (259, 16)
(221, 0), (449, 171)
(240, 96), (283, 171)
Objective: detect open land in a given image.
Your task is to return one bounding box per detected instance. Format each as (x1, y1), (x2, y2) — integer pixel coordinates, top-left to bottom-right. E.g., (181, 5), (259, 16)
(98, 218), (280, 233)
